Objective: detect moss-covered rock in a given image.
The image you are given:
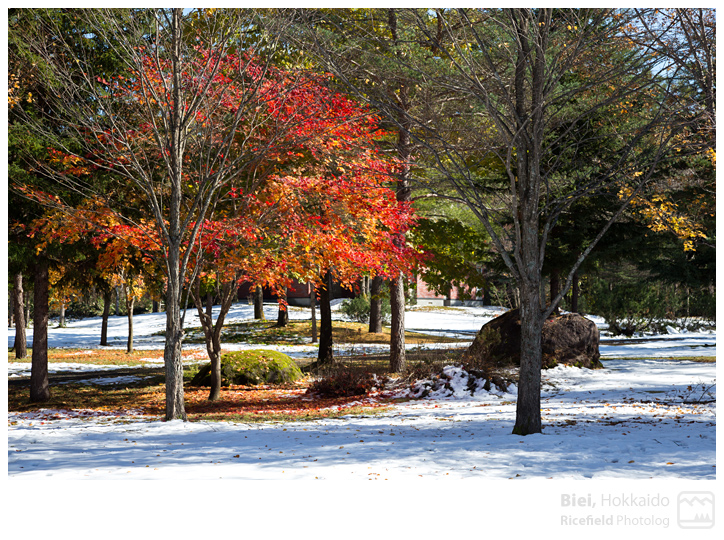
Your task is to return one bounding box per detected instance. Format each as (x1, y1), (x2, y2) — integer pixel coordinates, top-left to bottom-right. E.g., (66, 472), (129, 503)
(190, 350), (303, 387)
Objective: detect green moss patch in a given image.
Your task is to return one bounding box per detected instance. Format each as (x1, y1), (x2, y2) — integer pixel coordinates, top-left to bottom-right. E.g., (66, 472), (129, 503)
(190, 350), (304, 387)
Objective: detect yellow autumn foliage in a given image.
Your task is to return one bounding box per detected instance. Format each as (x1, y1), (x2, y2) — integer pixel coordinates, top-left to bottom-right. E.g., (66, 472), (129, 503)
(619, 186), (708, 251)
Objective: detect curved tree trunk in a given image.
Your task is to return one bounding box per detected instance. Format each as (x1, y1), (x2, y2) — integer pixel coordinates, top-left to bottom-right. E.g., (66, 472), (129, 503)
(13, 272), (27, 359)
(192, 276), (239, 401)
(30, 259), (51, 402)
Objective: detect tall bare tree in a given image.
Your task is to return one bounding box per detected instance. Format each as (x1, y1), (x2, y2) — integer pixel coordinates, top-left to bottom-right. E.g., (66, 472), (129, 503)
(297, 8), (689, 434)
(13, 8), (295, 420)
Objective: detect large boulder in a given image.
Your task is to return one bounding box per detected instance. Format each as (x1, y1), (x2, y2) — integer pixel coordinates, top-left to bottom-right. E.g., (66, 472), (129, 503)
(462, 309), (602, 369)
(190, 350), (304, 386)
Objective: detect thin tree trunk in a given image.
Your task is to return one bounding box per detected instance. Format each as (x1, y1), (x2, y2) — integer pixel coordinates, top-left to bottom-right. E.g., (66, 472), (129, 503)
(59, 301), (66, 328)
(24, 289), (30, 329)
(13, 272), (27, 359)
(368, 275), (383, 333)
(316, 271), (334, 365)
(9, 287), (14, 328)
(254, 285), (265, 320)
(482, 285), (491, 306)
(30, 259), (51, 402)
(206, 289), (213, 320)
(389, 275), (406, 372)
(276, 287), (289, 327)
(100, 288), (111, 346)
(549, 268), (560, 314)
(310, 284), (317, 343)
(125, 291), (135, 354)
(571, 273), (579, 313)
(115, 286), (121, 315)
(191, 277), (238, 401)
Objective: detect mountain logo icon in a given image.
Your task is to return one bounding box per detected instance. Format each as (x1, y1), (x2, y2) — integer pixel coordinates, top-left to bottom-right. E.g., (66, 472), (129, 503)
(678, 492), (714, 529)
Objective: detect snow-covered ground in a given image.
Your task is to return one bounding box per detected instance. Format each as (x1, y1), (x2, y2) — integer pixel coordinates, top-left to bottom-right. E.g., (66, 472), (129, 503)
(5, 304), (718, 537)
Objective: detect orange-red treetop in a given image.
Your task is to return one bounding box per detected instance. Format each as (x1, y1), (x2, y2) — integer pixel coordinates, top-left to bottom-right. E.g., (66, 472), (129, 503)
(27, 49), (418, 294)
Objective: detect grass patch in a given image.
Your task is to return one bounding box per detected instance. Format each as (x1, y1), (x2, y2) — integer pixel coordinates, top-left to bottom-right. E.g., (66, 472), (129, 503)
(7, 354), (398, 422)
(182, 319), (466, 346)
(193, 405), (392, 423)
(408, 305), (467, 312)
(7, 378), (392, 422)
(8, 380), (167, 414)
(8, 348), (166, 366)
(7, 344), (474, 423)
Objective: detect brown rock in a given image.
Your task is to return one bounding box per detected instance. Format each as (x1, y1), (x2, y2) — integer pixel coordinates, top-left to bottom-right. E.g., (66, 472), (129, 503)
(463, 309), (602, 369)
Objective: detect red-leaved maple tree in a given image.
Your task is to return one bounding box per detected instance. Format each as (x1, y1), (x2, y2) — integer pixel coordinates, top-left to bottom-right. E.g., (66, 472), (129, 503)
(25, 12), (416, 405)
(184, 74), (417, 399)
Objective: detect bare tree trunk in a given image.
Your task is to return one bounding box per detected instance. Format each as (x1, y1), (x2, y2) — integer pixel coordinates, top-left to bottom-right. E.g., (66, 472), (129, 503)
(9, 288), (13, 329)
(115, 286), (121, 316)
(191, 277), (238, 401)
(513, 281), (544, 436)
(13, 272), (27, 359)
(511, 9), (546, 435)
(100, 288), (111, 346)
(389, 275), (406, 372)
(254, 285), (265, 320)
(310, 284), (318, 343)
(386, 8), (411, 373)
(368, 275), (383, 333)
(276, 287), (289, 327)
(206, 289), (213, 320)
(166, 21), (190, 419)
(549, 268), (560, 314)
(164, 248), (187, 420)
(24, 289), (30, 329)
(571, 273), (580, 313)
(125, 290), (134, 354)
(30, 259), (51, 402)
(59, 301), (66, 328)
(316, 271), (334, 366)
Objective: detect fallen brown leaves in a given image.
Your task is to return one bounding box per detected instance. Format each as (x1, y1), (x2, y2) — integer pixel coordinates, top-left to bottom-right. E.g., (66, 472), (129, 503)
(8, 378), (393, 423)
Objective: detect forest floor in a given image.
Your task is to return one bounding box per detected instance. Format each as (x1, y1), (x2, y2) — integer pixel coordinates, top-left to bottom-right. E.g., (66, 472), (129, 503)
(7, 302), (715, 481)
(6, 302), (717, 538)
